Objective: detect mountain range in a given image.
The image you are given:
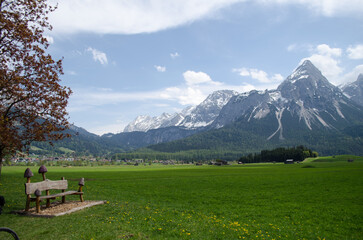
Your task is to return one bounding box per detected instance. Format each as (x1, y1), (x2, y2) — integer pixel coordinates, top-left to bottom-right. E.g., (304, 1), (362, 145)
(32, 60), (363, 157)
(123, 90), (238, 132)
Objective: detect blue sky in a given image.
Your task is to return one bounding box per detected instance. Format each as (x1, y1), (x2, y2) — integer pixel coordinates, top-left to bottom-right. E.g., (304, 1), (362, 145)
(46, 0), (363, 135)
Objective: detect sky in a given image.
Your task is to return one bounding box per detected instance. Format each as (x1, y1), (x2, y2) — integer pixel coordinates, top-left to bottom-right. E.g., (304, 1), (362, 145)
(45, 0), (363, 135)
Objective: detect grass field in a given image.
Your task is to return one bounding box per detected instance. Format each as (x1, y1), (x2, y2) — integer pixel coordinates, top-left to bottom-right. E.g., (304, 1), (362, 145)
(304, 155), (363, 163)
(0, 160), (362, 239)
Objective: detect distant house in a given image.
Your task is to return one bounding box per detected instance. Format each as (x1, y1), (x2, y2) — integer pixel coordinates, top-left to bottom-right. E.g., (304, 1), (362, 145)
(284, 159), (294, 164)
(214, 160), (228, 166)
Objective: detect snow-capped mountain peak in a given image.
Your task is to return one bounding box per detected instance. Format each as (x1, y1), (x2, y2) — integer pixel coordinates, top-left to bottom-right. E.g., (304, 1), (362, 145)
(278, 59), (342, 103)
(341, 73), (363, 106)
(123, 90), (238, 132)
(123, 113), (174, 132)
(212, 60), (357, 139)
(177, 90), (238, 129)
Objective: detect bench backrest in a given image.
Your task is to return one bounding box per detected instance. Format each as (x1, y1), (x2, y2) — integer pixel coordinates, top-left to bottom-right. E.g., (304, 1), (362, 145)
(25, 179), (68, 195)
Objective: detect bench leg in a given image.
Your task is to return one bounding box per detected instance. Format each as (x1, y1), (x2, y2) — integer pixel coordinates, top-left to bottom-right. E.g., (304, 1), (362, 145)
(36, 196), (41, 213)
(46, 190), (50, 207)
(80, 194), (84, 202)
(62, 187), (65, 203)
(25, 195), (31, 211)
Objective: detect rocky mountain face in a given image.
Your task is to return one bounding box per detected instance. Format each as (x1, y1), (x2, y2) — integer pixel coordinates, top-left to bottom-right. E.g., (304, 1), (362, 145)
(123, 90), (237, 132)
(35, 60), (363, 155)
(341, 74), (363, 106)
(123, 113), (183, 133)
(212, 60), (361, 138)
(178, 90), (238, 129)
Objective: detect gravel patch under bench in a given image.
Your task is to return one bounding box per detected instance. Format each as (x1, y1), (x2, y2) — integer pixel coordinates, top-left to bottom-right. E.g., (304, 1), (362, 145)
(13, 200), (106, 218)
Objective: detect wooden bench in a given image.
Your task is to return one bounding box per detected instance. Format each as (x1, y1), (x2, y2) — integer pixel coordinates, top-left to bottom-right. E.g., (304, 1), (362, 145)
(25, 177), (85, 213)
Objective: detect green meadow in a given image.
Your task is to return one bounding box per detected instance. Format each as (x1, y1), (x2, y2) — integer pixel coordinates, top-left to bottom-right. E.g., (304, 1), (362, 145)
(0, 159), (362, 239)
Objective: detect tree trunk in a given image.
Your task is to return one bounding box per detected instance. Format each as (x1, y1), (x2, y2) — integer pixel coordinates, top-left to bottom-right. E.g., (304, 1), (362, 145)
(0, 153), (3, 181)
(0, 148), (4, 181)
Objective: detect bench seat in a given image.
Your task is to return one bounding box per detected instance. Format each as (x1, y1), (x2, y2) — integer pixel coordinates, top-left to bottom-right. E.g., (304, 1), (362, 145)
(30, 191), (83, 201)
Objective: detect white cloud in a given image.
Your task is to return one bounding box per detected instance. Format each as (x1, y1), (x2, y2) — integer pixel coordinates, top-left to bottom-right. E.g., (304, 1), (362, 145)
(44, 35), (54, 44)
(86, 47), (108, 65)
(302, 54), (343, 83)
(301, 44), (343, 84)
(163, 87), (206, 105)
(88, 122), (125, 136)
(259, 0), (363, 17)
(66, 70), (77, 76)
(170, 52), (180, 59)
(154, 65), (166, 72)
(49, 0), (244, 35)
(49, 0), (363, 35)
(69, 69), (257, 112)
(296, 43), (363, 85)
(237, 68), (251, 76)
(233, 68), (284, 83)
(347, 44), (363, 59)
(287, 44), (297, 52)
(340, 64), (363, 85)
(183, 70), (221, 86)
(316, 44), (342, 57)
(286, 43), (314, 53)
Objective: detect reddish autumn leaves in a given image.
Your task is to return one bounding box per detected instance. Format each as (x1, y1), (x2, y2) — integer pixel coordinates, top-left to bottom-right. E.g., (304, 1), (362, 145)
(0, 0), (72, 169)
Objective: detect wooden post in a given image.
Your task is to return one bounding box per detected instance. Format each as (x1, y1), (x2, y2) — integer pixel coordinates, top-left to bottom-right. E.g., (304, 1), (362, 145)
(61, 177), (66, 203)
(79, 185), (84, 202)
(44, 173), (49, 207)
(24, 168), (33, 211)
(35, 189), (41, 213)
(46, 191), (50, 207)
(78, 178), (85, 202)
(25, 195), (31, 211)
(36, 196), (40, 213)
(25, 177), (31, 211)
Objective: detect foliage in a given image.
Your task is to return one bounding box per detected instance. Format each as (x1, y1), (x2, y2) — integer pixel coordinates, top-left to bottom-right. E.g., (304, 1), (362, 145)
(113, 148), (244, 162)
(238, 146), (316, 163)
(0, 0), (71, 175)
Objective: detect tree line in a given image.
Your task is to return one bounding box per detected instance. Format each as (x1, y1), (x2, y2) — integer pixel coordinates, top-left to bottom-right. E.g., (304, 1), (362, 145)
(238, 146), (318, 163)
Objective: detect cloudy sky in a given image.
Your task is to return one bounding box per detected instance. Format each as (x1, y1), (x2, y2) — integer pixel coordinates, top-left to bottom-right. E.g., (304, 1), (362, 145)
(46, 0), (363, 135)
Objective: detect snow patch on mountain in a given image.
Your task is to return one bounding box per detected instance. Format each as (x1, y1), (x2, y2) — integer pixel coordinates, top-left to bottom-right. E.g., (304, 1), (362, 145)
(267, 108), (285, 140)
(253, 107), (270, 120)
(296, 101), (311, 130)
(333, 100), (345, 119)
